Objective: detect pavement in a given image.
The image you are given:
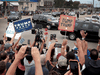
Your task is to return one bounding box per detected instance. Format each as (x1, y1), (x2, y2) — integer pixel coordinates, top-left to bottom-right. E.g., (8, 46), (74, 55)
(0, 15), (98, 52)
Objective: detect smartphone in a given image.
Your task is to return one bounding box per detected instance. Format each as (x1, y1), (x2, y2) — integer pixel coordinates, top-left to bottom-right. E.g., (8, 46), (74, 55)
(7, 37), (11, 41)
(25, 47), (31, 55)
(50, 34), (56, 40)
(54, 44), (62, 48)
(28, 40), (30, 45)
(44, 44), (46, 48)
(70, 60), (79, 75)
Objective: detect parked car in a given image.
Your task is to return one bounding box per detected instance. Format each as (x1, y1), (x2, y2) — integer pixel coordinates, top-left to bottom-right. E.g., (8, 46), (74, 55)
(92, 11), (95, 14)
(60, 20), (100, 42)
(80, 11), (85, 15)
(96, 11), (100, 15)
(7, 11), (21, 22)
(85, 15), (100, 23)
(52, 12), (61, 17)
(68, 12), (75, 16)
(32, 14), (59, 30)
(87, 12), (91, 15)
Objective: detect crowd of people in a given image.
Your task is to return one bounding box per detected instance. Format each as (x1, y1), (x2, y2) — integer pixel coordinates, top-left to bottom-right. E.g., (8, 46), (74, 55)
(0, 30), (100, 75)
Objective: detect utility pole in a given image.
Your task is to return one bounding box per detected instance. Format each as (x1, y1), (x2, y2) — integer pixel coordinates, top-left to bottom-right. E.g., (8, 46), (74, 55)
(3, 1), (7, 17)
(93, 0), (94, 11)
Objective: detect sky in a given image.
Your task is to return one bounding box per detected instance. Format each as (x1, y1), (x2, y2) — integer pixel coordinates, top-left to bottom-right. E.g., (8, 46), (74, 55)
(67, 0), (100, 7)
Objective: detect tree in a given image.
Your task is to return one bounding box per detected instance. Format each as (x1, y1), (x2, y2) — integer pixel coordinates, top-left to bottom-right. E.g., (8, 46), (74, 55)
(54, 0), (65, 8)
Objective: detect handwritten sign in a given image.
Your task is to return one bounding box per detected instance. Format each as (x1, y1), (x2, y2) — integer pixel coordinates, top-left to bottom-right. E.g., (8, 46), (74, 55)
(58, 15), (76, 32)
(13, 18), (32, 33)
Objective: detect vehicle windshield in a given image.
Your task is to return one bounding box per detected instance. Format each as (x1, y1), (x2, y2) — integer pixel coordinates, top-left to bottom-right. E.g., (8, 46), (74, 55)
(10, 12), (18, 16)
(47, 17), (57, 21)
(50, 17), (57, 20)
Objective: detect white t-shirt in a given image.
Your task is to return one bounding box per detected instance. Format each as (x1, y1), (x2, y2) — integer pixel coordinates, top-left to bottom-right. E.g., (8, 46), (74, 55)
(24, 57), (35, 75)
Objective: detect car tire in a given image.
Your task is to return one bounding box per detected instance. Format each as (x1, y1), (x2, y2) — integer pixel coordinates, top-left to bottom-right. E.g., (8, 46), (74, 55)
(47, 25), (51, 30)
(68, 33), (76, 40)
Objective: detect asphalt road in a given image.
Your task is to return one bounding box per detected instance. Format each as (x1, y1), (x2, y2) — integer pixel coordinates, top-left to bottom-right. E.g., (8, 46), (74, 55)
(0, 15), (98, 52)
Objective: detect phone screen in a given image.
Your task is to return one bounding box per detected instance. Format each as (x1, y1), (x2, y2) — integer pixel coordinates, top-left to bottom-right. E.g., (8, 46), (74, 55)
(70, 61), (79, 75)
(54, 44), (62, 48)
(28, 40), (30, 45)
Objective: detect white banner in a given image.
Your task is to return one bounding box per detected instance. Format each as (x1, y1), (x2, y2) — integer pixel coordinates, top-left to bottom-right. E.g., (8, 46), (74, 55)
(6, 22), (22, 39)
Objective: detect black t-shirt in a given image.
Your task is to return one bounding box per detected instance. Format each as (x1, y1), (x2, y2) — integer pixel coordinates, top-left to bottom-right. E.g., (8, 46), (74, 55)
(46, 60), (68, 75)
(82, 55), (100, 75)
(16, 59), (25, 75)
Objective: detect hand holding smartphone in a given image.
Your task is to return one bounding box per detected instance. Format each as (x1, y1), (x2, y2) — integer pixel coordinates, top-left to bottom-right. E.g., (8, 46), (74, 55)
(54, 44), (62, 48)
(28, 39), (30, 45)
(69, 60), (79, 75)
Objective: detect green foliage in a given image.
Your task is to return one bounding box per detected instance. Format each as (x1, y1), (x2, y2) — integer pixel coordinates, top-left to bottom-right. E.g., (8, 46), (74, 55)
(54, 0), (80, 9)
(54, 0), (65, 8)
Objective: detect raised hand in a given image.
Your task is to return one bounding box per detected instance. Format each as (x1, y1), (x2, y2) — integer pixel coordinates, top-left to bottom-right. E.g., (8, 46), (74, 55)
(80, 30), (87, 38)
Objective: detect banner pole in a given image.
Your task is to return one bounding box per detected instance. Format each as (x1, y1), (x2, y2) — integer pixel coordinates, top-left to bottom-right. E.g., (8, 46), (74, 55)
(65, 31), (66, 39)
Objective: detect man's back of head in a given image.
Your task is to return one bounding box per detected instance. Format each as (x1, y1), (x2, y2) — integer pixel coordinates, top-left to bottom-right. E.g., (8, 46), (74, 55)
(0, 61), (6, 75)
(90, 49), (98, 60)
(66, 51), (75, 60)
(0, 51), (7, 60)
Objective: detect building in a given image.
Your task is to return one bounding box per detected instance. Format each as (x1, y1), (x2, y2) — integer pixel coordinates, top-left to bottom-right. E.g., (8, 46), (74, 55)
(18, 0), (39, 12)
(37, 0), (54, 11)
(18, 2), (38, 12)
(0, 0), (40, 12)
(79, 4), (93, 12)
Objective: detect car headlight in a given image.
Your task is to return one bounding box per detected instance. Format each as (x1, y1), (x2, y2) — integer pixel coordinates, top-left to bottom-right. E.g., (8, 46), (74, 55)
(52, 23), (55, 26)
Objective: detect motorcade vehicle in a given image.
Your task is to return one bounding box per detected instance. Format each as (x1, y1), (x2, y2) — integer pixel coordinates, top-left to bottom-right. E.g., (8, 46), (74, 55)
(60, 20), (100, 42)
(7, 11), (21, 22)
(32, 14), (59, 30)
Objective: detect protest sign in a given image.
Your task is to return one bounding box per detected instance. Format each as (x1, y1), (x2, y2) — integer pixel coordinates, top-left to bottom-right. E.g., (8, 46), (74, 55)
(13, 18), (32, 33)
(6, 22), (22, 39)
(58, 15), (76, 32)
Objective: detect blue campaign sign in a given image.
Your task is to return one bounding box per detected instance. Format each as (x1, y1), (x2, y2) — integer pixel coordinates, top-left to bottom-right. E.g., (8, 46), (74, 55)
(13, 18), (33, 33)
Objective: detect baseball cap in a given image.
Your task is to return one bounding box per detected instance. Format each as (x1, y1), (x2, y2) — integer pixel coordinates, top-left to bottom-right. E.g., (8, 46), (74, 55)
(58, 56), (67, 67)
(4, 43), (12, 50)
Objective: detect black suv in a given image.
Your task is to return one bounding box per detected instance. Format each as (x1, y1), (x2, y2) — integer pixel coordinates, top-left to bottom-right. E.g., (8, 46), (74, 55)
(60, 20), (100, 42)
(32, 14), (59, 30)
(8, 11), (22, 22)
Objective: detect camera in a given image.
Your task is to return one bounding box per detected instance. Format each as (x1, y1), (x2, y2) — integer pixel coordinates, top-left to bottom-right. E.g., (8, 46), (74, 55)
(35, 29), (43, 42)
(0, 40), (4, 44)
(50, 34), (56, 40)
(35, 34), (42, 42)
